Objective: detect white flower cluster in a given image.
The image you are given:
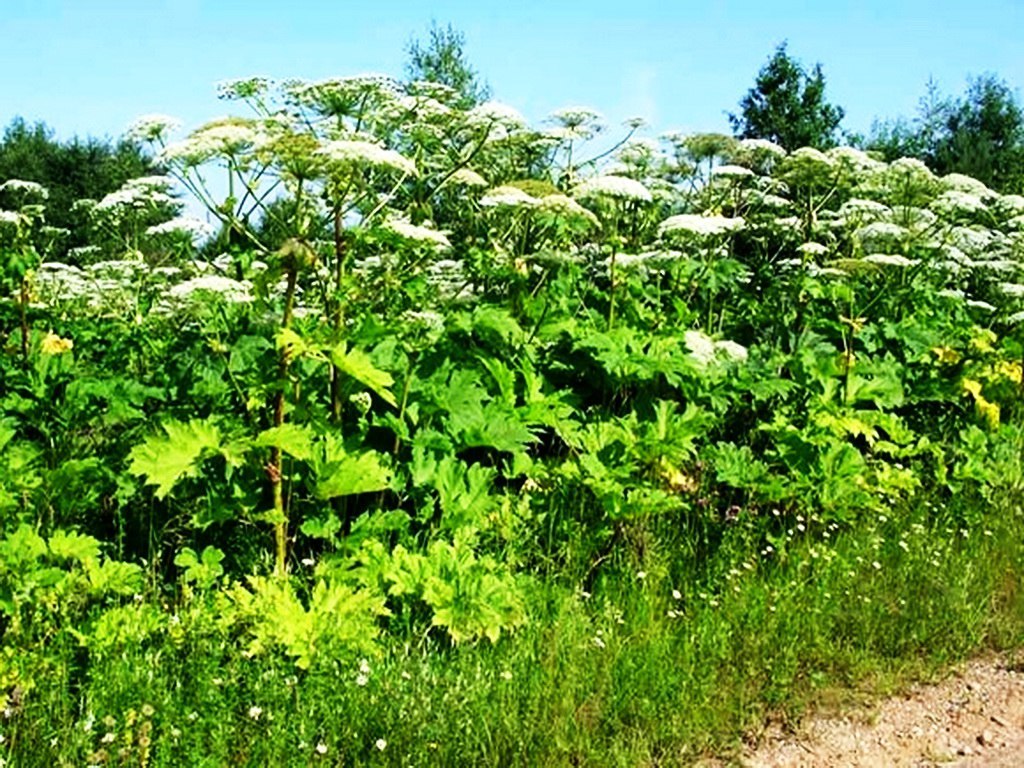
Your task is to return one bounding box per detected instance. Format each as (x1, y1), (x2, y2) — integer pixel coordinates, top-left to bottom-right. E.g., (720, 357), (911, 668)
(940, 173), (993, 197)
(448, 168), (488, 187)
(146, 216), (216, 241)
(827, 146), (883, 172)
(466, 101), (527, 129)
(0, 210), (25, 227)
(382, 218), (451, 249)
(574, 175), (652, 202)
(426, 259), (474, 301)
(711, 164), (755, 179)
(316, 140), (417, 176)
(786, 147), (835, 169)
(855, 221), (906, 245)
(862, 253), (919, 268)
(480, 186), (540, 209)
(159, 119), (265, 164)
(738, 138), (787, 157)
(536, 194), (600, 225)
(125, 114), (183, 143)
(684, 330), (748, 366)
(0, 179), (49, 199)
(931, 191), (988, 216)
(838, 198), (891, 222)
(547, 106), (605, 140)
(797, 242), (829, 256)
(659, 214), (745, 238)
(96, 176), (175, 212)
(615, 138), (661, 167)
(166, 275), (253, 304)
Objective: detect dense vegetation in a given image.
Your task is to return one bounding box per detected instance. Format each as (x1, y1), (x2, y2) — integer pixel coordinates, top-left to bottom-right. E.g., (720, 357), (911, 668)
(2, 63), (1024, 765)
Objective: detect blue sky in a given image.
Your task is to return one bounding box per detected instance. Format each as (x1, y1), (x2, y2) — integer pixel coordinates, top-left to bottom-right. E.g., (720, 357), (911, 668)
(2, 0), (1023, 144)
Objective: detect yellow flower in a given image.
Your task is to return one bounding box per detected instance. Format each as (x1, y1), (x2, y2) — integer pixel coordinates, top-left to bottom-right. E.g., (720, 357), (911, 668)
(931, 346), (961, 365)
(40, 332), (73, 355)
(963, 378), (1001, 430)
(996, 360), (1022, 384)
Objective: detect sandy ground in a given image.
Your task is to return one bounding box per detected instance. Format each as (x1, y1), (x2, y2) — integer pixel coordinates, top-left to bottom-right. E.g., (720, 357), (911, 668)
(733, 654), (1024, 767)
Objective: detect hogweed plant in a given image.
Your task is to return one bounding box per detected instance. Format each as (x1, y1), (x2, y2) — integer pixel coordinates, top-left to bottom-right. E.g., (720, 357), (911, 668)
(4, 72), (1024, 764)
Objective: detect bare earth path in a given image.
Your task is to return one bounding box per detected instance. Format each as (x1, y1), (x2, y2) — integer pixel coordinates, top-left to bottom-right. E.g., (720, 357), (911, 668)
(735, 654), (1024, 767)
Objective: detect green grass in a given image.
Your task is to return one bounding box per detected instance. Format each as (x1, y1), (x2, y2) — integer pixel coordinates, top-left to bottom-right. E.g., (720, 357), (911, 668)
(3, 491), (1023, 767)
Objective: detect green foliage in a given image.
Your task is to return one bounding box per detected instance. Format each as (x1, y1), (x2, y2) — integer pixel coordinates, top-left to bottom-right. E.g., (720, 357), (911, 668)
(729, 42), (846, 150)
(866, 75), (1024, 192)
(0, 118), (156, 258)
(404, 21), (490, 108)
(4, 60), (1024, 766)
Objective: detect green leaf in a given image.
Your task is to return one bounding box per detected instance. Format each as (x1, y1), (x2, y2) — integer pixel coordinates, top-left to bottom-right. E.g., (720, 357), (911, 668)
(316, 451), (392, 499)
(128, 419), (222, 499)
(255, 424), (314, 461)
(330, 343), (397, 406)
(48, 529), (101, 564)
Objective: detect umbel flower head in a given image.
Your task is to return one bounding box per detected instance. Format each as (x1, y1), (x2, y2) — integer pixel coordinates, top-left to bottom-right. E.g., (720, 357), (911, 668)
(574, 175), (652, 203)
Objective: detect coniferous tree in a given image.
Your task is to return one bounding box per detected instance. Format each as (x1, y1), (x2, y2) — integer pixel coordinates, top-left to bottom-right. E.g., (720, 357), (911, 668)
(729, 43), (845, 150)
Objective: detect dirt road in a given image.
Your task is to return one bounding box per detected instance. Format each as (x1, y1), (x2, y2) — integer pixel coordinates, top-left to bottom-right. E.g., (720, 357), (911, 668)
(739, 655), (1024, 767)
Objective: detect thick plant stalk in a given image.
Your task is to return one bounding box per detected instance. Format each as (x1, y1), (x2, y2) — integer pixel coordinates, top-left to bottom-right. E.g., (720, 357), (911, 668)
(19, 277), (29, 364)
(270, 264), (299, 576)
(330, 208), (346, 422)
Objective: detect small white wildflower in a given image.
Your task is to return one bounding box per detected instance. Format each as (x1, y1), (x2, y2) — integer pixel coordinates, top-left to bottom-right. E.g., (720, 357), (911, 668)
(248, 705), (262, 720)
(593, 635), (606, 649)
(315, 743), (328, 755)
(672, 589), (682, 600)
(355, 673), (369, 687)
(375, 738), (388, 751)
(636, 570), (647, 580)
(500, 670), (513, 681)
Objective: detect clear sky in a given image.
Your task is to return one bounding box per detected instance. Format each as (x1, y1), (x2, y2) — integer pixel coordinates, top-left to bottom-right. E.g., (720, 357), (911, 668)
(2, 0), (1023, 144)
